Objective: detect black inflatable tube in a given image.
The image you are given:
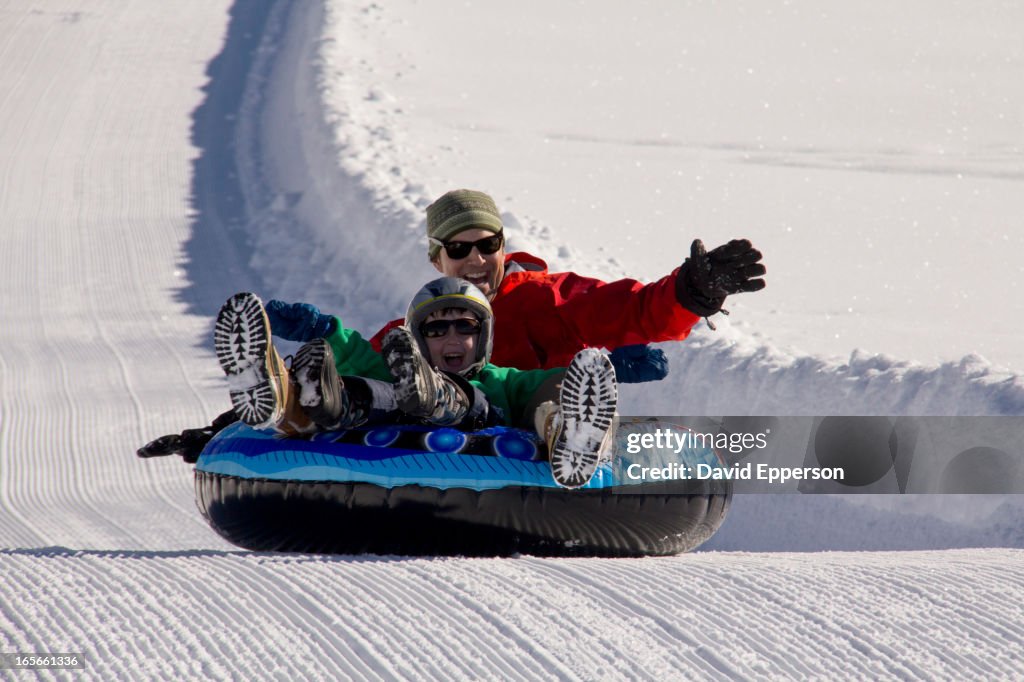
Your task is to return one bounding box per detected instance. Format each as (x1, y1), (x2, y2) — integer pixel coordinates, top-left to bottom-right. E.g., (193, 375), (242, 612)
(195, 471), (732, 557)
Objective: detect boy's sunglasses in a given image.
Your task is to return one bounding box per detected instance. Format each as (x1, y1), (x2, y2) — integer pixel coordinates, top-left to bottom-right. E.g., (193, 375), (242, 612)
(419, 318), (483, 338)
(429, 233), (504, 260)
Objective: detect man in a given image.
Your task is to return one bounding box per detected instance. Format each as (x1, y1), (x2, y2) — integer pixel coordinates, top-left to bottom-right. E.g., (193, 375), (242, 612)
(366, 189), (765, 371)
(139, 189), (765, 461)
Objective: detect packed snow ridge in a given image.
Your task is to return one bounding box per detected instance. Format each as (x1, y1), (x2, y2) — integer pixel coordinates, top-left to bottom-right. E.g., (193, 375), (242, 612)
(221, 0), (1024, 418)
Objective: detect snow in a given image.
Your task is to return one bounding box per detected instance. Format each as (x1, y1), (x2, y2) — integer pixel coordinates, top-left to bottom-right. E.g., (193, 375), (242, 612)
(1, 0), (1023, 679)
(3, 548), (1021, 679)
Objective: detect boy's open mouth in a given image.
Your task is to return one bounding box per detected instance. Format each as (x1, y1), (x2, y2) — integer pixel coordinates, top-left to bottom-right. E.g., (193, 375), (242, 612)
(441, 351), (467, 371)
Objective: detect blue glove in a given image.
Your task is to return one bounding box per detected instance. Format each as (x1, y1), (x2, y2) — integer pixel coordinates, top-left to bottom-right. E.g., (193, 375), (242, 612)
(609, 345), (669, 384)
(264, 300), (336, 342)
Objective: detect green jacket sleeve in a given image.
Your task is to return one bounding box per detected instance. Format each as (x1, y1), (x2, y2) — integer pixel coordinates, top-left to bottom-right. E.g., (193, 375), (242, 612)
(324, 316), (393, 382)
(473, 364), (563, 426)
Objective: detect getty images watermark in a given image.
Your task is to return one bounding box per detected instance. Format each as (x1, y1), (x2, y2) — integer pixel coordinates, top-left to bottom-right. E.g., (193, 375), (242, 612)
(621, 426), (844, 484)
(610, 416), (1024, 494)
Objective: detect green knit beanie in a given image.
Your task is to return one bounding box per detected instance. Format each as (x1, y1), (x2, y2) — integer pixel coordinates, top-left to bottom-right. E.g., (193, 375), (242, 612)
(426, 189), (504, 259)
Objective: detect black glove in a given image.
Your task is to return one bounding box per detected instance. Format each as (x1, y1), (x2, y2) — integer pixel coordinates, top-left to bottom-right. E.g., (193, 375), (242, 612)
(137, 409), (238, 463)
(675, 238), (766, 318)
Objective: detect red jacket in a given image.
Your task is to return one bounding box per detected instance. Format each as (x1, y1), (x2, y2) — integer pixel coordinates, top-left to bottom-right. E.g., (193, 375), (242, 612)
(370, 251), (701, 370)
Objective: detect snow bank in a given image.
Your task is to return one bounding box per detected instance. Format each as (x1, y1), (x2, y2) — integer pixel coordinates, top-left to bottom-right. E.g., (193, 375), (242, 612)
(228, 1), (1024, 419)
(627, 331), (1024, 417)
(227, 0), (429, 332)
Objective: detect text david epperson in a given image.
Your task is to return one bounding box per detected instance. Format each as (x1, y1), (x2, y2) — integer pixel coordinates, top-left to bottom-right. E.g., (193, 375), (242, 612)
(626, 462), (845, 484)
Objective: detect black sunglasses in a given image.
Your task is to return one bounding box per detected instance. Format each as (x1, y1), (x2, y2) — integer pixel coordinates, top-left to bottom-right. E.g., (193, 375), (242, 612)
(431, 233), (504, 260)
(419, 318), (483, 338)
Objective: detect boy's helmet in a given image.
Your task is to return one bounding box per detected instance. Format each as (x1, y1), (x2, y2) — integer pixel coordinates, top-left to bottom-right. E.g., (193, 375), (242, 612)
(406, 277), (494, 375)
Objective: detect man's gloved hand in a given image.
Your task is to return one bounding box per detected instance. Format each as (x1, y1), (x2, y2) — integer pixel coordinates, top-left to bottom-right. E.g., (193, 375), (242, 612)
(264, 300), (336, 342)
(609, 344), (669, 383)
(675, 238), (766, 317)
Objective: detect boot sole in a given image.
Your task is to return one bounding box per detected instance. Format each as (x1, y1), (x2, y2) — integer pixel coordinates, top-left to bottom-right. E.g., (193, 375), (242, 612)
(292, 338), (343, 429)
(214, 292), (285, 429)
(382, 327), (434, 417)
(550, 348), (618, 488)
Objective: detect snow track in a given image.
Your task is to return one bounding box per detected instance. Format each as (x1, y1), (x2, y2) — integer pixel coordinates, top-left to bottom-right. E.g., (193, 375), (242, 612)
(2, 0), (1023, 678)
(2, 549), (1021, 680)
(0, 0), (235, 552)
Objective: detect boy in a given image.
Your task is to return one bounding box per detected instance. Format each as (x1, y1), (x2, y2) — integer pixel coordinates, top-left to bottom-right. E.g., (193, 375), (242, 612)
(215, 278), (618, 488)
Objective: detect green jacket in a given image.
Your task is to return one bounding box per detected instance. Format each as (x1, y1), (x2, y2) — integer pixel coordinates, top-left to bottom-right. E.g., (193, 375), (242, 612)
(325, 317), (563, 425)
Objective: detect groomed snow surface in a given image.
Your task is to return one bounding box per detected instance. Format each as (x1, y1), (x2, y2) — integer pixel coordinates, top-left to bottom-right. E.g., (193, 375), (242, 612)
(1, 0), (1023, 679)
(2, 548), (1022, 679)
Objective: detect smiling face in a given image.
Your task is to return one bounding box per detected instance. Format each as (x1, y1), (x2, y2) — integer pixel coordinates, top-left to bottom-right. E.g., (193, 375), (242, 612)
(431, 227), (506, 300)
(421, 308), (481, 374)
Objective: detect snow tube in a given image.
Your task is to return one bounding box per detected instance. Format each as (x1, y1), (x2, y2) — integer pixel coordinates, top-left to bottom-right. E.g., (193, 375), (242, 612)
(194, 422), (731, 557)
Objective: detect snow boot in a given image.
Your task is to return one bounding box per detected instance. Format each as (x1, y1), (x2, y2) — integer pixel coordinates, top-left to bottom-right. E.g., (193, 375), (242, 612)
(292, 338), (375, 430)
(544, 348), (618, 489)
(214, 292), (292, 430)
(381, 325), (471, 426)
